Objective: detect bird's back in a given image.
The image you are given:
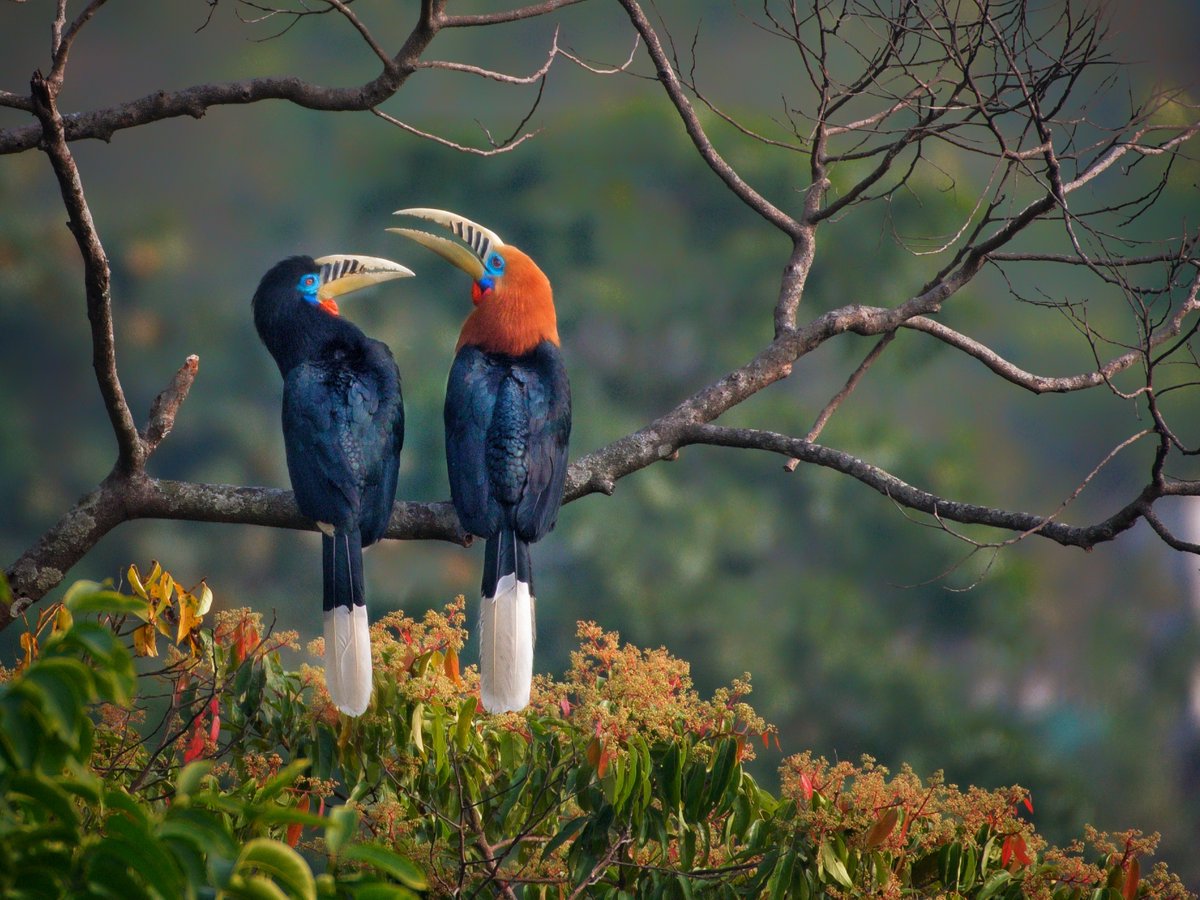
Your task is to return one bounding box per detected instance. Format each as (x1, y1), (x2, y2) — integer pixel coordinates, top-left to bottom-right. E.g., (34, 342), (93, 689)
(283, 334), (403, 545)
(445, 341), (570, 541)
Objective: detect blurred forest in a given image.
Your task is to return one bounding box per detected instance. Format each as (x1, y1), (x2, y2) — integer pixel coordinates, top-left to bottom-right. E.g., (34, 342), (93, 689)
(2, 0), (1199, 887)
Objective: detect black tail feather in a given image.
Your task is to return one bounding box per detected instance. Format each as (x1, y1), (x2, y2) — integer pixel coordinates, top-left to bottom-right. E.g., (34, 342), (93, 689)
(482, 528), (532, 598)
(323, 528), (365, 612)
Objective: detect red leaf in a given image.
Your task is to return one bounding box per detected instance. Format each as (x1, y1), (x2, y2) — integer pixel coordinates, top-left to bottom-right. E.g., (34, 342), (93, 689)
(443, 647), (462, 686)
(209, 712), (221, 744)
(865, 807), (900, 849)
(559, 698), (572, 718)
(1001, 835), (1014, 868)
(799, 771), (814, 802)
(761, 731), (769, 749)
(1023, 794), (1034, 815)
(1016, 835), (1031, 866)
(586, 736), (602, 769)
(598, 749), (613, 779)
(287, 795), (311, 848)
(1123, 856), (1140, 900)
(183, 725), (206, 764)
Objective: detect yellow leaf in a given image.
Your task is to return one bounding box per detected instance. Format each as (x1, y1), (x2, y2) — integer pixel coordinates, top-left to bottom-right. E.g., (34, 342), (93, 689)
(156, 571), (175, 605)
(195, 581), (213, 616)
(19, 632), (38, 670)
(127, 564), (148, 600)
(53, 605), (73, 635)
(133, 623), (159, 657)
(177, 592), (201, 644)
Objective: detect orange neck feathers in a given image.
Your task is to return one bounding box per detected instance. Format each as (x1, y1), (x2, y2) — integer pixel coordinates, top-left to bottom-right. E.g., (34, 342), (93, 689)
(456, 247), (559, 357)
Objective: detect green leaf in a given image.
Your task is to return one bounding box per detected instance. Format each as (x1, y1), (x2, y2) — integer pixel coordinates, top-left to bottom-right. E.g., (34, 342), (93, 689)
(455, 697), (476, 751)
(340, 843), (427, 890)
(234, 838), (316, 900)
(255, 758), (310, 803)
(224, 873), (291, 900)
(63, 585), (148, 617)
(175, 760), (215, 797)
(159, 806), (240, 862)
(11, 773), (80, 828)
(347, 884), (420, 900)
(326, 805), (359, 856)
(20, 657), (91, 744)
(410, 703), (425, 756)
(976, 870), (1013, 900)
(252, 806), (329, 829)
(542, 816), (589, 860)
(0, 571), (13, 609)
(818, 841), (853, 889)
(431, 703), (447, 778)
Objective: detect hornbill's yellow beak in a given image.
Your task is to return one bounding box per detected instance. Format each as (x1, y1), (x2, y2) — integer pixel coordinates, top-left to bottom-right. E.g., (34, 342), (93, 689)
(386, 208), (507, 281)
(313, 254), (414, 303)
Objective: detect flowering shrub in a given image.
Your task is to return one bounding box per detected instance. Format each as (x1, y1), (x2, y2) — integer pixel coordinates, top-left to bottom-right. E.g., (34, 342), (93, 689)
(0, 567), (1193, 898)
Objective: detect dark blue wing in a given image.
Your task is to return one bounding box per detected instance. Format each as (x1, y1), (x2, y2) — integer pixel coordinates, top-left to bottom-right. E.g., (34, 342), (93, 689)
(444, 341), (570, 542)
(513, 342), (571, 541)
(282, 340), (402, 545)
(445, 345), (505, 537)
(357, 340), (404, 546)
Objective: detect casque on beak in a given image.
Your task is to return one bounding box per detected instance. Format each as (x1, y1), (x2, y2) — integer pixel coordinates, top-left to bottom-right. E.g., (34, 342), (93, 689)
(386, 208), (507, 282)
(311, 254), (414, 315)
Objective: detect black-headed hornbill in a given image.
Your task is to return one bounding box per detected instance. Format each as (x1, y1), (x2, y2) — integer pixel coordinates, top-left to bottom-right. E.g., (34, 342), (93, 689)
(389, 209), (571, 713)
(252, 254), (413, 716)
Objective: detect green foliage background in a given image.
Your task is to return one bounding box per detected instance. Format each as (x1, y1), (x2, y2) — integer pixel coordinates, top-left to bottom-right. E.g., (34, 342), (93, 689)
(1, 0), (1198, 888)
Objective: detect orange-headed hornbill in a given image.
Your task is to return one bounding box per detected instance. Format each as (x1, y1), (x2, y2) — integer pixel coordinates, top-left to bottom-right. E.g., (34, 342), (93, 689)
(252, 254), (413, 716)
(389, 210), (571, 713)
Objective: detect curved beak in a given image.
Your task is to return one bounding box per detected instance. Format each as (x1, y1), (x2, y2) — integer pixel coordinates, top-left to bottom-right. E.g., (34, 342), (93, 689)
(386, 208), (505, 280)
(313, 254), (414, 302)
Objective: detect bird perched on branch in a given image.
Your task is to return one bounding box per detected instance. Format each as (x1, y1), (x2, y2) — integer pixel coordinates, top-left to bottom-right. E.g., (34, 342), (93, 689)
(390, 209), (571, 713)
(252, 254), (413, 716)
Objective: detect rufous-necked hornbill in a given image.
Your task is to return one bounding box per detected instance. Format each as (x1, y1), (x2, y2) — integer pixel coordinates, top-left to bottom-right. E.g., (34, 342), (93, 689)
(252, 254), (413, 716)
(388, 209), (571, 713)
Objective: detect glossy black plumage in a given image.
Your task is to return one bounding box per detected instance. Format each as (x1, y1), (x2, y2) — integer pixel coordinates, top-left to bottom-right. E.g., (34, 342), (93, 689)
(252, 255), (404, 714)
(444, 341), (571, 598)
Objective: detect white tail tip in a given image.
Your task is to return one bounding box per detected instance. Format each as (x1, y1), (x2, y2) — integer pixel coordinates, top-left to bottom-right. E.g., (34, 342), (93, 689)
(324, 605), (372, 716)
(479, 575), (534, 713)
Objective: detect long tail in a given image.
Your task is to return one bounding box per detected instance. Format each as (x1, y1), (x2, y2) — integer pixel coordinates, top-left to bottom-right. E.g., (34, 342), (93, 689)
(322, 528), (372, 716)
(479, 529), (535, 713)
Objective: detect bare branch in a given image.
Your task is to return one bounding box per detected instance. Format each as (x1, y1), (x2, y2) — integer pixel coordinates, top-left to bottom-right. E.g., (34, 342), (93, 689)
(793, 330), (896, 456)
(142, 355), (201, 455)
(372, 109), (540, 156)
(678, 423), (1165, 551)
(30, 71), (142, 475)
(48, 0), (107, 87)
(615, 0), (802, 237)
(438, 0), (587, 28)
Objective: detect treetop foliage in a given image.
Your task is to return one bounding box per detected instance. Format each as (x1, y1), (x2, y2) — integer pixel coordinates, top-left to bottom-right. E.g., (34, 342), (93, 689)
(0, 567), (1192, 898)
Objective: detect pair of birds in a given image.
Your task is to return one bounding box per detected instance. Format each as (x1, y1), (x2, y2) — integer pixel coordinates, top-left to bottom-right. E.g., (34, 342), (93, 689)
(251, 208), (570, 716)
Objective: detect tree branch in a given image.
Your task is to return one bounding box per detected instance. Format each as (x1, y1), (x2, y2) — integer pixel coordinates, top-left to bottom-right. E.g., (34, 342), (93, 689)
(615, 0), (801, 238)
(30, 70), (143, 475)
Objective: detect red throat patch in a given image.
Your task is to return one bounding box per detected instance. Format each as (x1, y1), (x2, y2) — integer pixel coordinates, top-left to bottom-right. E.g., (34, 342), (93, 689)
(319, 297), (340, 316)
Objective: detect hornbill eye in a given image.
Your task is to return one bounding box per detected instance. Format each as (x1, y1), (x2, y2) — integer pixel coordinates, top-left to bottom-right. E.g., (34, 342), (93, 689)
(298, 273), (319, 292)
